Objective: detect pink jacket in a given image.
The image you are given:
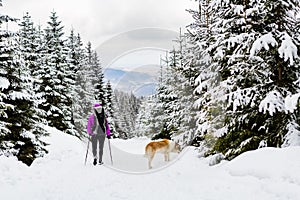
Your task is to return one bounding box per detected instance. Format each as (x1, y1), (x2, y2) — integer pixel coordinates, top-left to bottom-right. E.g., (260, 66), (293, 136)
(86, 104), (111, 136)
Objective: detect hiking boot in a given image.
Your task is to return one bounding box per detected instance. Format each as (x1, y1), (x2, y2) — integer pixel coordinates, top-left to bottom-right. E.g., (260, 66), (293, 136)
(93, 158), (97, 166)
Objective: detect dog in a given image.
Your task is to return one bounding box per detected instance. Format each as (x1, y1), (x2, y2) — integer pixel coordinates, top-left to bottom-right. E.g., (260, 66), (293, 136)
(145, 139), (181, 169)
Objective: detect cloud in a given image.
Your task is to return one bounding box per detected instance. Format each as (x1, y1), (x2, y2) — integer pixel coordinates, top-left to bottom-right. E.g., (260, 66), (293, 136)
(1, 0), (197, 46)
(83, 0), (196, 45)
(95, 28), (179, 68)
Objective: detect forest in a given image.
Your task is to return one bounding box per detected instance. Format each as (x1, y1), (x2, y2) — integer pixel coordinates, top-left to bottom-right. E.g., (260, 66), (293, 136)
(0, 0), (299, 166)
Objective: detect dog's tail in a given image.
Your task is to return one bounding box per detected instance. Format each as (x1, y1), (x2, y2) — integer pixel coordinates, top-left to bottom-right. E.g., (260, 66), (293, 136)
(144, 149), (148, 158)
(144, 148), (149, 158)
(144, 144), (149, 158)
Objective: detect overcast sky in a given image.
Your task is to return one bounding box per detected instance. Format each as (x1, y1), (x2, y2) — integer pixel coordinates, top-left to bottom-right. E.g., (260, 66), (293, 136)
(0, 0), (197, 47)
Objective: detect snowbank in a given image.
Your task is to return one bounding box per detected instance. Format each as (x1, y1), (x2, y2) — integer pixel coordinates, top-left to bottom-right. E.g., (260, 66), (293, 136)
(224, 147), (300, 182)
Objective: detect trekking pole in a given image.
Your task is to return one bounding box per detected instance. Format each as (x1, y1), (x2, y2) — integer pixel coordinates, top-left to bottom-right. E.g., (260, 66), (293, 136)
(108, 139), (113, 165)
(84, 136), (91, 165)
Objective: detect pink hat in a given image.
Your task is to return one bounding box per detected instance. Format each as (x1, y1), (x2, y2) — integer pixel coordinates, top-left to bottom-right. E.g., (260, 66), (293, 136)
(94, 103), (102, 108)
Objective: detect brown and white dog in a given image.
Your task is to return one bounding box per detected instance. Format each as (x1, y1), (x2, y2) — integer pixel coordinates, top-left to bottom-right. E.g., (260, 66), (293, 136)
(145, 139), (181, 169)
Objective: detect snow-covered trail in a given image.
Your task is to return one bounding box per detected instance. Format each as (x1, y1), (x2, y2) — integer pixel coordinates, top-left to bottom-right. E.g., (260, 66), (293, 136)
(102, 137), (187, 173)
(1, 126), (300, 200)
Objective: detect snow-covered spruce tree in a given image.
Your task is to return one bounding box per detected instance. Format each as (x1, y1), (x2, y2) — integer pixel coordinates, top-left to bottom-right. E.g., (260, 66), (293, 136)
(156, 50), (180, 139)
(17, 12), (49, 158)
(66, 29), (78, 126)
(18, 12), (47, 126)
(41, 11), (76, 135)
(183, 0), (214, 152)
(104, 81), (117, 137)
(290, 17), (300, 141)
(154, 49), (185, 141)
(71, 40), (102, 137)
(105, 81), (114, 117)
(78, 41), (97, 120)
(134, 97), (151, 137)
(148, 95), (165, 138)
(91, 51), (105, 104)
(81, 41), (107, 134)
(85, 42), (97, 101)
(148, 52), (174, 140)
(0, 13), (18, 157)
(66, 30), (90, 138)
(165, 30), (199, 147)
(150, 35), (198, 146)
(256, 0), (300, 147)
(174, 55), (199, 146)
(0, 12), (47, 165)
(190, 0), (226, 154)
(113, 90), (141, 138)
(112, 90), (125, 138)
(196, 0), (300, 159)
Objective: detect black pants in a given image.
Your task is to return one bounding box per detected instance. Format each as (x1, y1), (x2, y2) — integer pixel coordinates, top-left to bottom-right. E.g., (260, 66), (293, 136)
(91, 134), (106, 162)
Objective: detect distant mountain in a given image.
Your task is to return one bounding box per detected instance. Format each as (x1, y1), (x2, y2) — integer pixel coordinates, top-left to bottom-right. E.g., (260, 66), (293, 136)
(104, 68), (126, 77)
(103, 68), (158, 96)
(126, 65), (160, 76)
(103, 68), (127, 82)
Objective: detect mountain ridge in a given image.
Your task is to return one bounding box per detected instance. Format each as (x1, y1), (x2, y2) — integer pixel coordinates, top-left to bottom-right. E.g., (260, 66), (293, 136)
(103, 67), (158, 96)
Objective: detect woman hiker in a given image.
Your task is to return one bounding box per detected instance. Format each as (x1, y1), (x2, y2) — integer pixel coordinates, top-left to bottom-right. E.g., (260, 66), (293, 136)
(87, 103), (111, 165)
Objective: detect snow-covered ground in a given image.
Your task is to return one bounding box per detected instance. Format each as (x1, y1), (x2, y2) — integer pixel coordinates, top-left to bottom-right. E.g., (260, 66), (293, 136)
(1, 126), (300, 200)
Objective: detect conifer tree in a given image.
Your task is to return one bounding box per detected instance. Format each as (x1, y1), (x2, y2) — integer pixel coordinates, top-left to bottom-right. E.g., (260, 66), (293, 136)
(0, 12), (19, 157)
(192, 0), (300, 158)
(0, 9), (47, 165)
(147, 53), (172, 139)
(85, 42), (97, 101)
(188, 0), (222, 152)
(104, 81), (117, 137)
(18, 12), (47, 125)
(91, 51), (105, 104)
(171, 31), (199, 147)
(113, 90), (141, 138)
(155, 51), (180, 139)
(67, 30), (90, 137)
(105, 81), (114, 117)
(41, 11), (75, 135)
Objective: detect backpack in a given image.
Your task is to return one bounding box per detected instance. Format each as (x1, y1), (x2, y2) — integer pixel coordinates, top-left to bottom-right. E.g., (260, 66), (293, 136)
(94, 107), (106, 132)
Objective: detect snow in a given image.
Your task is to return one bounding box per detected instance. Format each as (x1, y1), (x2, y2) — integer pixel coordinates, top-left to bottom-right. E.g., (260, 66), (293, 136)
(285, 93), (300, 113)
(1, 126), (300, 200)
(233, 5), (244, 15)
(259, 90), (285, 116)
(250, 33), (278, 57)
(223, 147), (300, 181)
(250, 32), (298, 66)
(283, 122), (300, 147)
(278, 32), (298, 65)
(259, 91), (300, 116)
(9, 90), (31, 100)
(0, 76), (10, 90)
